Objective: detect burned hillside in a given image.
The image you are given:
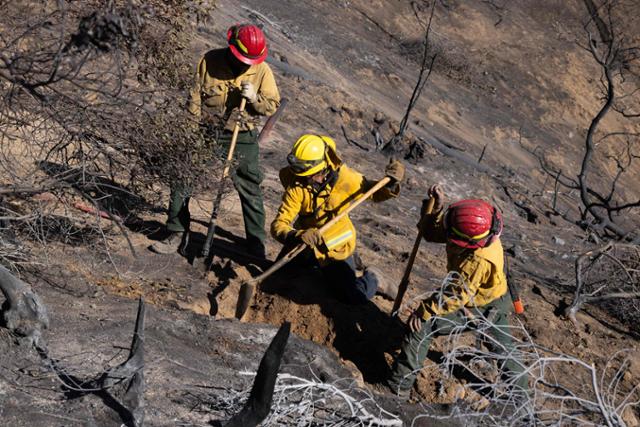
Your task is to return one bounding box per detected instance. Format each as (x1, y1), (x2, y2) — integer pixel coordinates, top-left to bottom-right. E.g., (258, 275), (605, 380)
(1, 0), (639, 426)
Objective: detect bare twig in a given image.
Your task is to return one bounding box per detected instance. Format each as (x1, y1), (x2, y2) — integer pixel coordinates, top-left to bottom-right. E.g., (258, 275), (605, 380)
(566, 243), (640, 325)
(382, 1), (438, 151)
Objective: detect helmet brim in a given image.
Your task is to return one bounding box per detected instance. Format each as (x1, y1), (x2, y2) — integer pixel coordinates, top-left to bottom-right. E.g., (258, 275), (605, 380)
(448, 235), (494, 249)
(229, 44), (268, 65)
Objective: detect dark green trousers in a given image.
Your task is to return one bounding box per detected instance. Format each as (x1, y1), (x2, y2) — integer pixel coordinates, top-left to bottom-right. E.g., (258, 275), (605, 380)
(388, 294), (528, 393)
(166, 129), (266, 244)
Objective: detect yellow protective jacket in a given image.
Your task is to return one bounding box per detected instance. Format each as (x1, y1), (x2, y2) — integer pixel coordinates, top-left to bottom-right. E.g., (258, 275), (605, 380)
(187, 48), (280, 130)
(271, 147), (399, 265)
(417, 211), (508, 320)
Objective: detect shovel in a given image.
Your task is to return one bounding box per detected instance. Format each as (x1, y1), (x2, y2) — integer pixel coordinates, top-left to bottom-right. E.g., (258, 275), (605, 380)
(235, 176), (393, 320)
(390, 196), (435, 316)
(202, 97), (247, 259)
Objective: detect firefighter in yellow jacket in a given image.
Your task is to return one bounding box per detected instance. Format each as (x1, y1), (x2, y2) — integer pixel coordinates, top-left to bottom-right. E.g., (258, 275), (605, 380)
(271, 134), (404, 303)
(387, 185), (528, 397)
(152, 24), (280, 258)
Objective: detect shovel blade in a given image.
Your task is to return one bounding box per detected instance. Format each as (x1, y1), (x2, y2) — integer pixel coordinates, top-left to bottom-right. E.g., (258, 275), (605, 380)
(235, 281), (255, 320)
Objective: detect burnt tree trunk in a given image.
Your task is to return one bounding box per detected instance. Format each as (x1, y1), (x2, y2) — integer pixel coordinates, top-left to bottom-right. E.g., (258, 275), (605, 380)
(0, 265), (49, 343)
(226, 322), (291, 427)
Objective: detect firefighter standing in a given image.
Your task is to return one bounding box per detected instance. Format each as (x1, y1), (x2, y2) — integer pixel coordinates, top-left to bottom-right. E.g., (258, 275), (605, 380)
(152, 24), (280, 259)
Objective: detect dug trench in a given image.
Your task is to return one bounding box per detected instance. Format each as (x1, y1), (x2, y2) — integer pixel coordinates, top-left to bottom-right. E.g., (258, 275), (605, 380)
(92, 245), (408, 384)
(72, 232), (489, 407)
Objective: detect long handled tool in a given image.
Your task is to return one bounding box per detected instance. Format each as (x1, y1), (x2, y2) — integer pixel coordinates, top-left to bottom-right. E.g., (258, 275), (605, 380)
(235, 176), (393, 320)
(506, 256), (524, 314)
(202, 98), (289, 259)
(390, 196), (435, 316)
(202, 97), (247, 259)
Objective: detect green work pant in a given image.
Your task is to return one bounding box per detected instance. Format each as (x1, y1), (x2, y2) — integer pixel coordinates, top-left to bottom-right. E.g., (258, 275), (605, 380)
(388, 294), (528, 394)
(166, 129), (266, 244)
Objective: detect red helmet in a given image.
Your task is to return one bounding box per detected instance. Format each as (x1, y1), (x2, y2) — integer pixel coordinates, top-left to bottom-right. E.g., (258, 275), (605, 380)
(227, 24), (268, 65)
(444, 199), (503, 249)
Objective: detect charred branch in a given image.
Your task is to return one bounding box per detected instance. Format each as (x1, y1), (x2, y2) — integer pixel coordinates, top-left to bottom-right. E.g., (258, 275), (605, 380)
(566, 243), (640, 327)
(583, 0), (613, 44)
(97, 297), (145, 426)
(533, 1), (640, 240)
(225, 322), (291, 427)
(0, 0), (227, 266)
(381, 1), (437, 152)
(36, 298), (146, 427)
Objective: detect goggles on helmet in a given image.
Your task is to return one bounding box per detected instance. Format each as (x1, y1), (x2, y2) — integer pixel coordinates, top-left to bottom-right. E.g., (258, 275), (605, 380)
(286, 153), (325, 175)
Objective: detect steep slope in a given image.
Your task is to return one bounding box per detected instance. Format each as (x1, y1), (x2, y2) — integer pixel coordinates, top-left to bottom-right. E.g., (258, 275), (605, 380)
(2, 0), (639, 425)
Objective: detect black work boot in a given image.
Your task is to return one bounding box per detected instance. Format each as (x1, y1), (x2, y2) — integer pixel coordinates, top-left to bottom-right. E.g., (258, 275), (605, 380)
(150, 231), (188, 255)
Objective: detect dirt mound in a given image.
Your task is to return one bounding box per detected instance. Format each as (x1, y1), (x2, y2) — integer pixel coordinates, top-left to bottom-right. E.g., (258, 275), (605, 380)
(209, 261), (403, 385)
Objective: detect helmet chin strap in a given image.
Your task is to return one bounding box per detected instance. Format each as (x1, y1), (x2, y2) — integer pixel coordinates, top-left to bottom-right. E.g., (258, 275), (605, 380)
(311, 168), (336, 191)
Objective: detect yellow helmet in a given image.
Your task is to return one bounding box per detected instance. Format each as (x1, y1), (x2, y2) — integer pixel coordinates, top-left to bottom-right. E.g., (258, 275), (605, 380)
(287, 134), (336, 176)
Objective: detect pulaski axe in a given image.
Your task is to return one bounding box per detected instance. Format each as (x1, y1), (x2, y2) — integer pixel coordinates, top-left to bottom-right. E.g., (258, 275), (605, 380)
(202, 98), (289, 260)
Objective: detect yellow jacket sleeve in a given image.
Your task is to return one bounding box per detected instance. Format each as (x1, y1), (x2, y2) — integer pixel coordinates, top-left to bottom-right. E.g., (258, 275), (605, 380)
(187, 56), (206, 117)
(271, 186), (303, 244)
(248, 64), (280, 116)
(418, 255), (492, 320)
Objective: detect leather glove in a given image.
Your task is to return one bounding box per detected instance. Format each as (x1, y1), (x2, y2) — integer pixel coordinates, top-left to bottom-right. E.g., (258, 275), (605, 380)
(298, 228), (323, 247)
(408, 312), (423, 333)
(241, 81), (258, 103)
(427, 184), (445, 213)
(385, 158), (405, 183)
(224, 107), (250, 131)
(417, 185), (443, 235)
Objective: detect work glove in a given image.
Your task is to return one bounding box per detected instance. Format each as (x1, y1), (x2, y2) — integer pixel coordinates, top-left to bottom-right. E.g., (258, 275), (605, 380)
(385, 158), (405, 183)
(408, 301), (432, 332)
(426, 184), (445, 214)
(298, 228), (323, 248)
(408, 311), (423, 333)
(224, 107), (250, 131)
(241, 81), (258, 103)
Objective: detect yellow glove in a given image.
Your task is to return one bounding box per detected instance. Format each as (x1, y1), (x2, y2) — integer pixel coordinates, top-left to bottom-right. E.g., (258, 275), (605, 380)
(298, 228), (323, 247)
(385, 158), (405, 183)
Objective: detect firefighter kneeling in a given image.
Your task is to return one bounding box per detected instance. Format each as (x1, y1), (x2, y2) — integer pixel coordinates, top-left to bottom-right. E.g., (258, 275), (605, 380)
(271, 134), (404, 303)
(387, 185), (529, 402)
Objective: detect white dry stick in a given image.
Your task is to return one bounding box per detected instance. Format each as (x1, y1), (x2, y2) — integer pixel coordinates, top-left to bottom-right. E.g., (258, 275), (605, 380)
(238, 371), (402, 426)
(406, 271), (638, 426)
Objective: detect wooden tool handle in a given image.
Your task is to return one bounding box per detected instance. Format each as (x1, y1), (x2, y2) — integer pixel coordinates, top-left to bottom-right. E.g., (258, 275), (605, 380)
(222, 97), (247, 178)
(235, 176), (393, 320)
(249, 176), (392, 285)
(202, 97), (247, 259)
(391, 196), (435, 316)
